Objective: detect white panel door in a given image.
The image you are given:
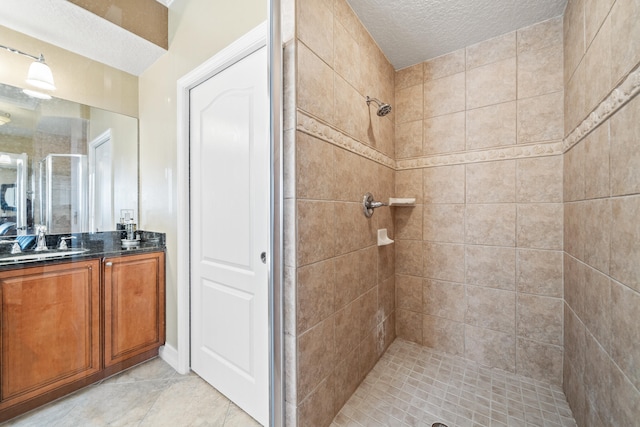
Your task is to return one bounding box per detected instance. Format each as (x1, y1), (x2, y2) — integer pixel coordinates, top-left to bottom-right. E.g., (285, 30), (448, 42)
(190, 46), (269, 426)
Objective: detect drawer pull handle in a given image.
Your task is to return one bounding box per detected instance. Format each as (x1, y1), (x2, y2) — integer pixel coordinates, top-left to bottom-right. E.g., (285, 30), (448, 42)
(106, 262), (113, 267)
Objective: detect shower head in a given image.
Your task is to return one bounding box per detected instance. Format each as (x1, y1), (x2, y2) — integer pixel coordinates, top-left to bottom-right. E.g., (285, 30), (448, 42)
(366, 96), (392, 117)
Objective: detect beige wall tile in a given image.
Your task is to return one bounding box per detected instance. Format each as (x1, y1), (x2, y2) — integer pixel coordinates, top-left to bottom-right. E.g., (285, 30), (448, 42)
(517, 294), (563, 345)
(423, 204), (465, 243)
(466, 101), (517, 150)
(424, 165), (466, 204)
(564, 302), (587, 377)
(584, 0), (615, 45)
(611, 195), (640, 292)
(564, 201), (586, 261)
(284, 267), (296, 335)
(360, 246), (378, 295)
(358, 288), (378, 338)
(297, 259), (335, 334)
(395, 239), (424, 276)
(423, 112), (466, 155)
(610, 357), (640, 427)
(564, 253), (586, 318)
(517, 16), (563, 53)
(334, 202), (375, 255)
(296, 133), (334, 200)
(517, 203), (563, 250)
(297, 42), (334, 123)
(297, 317), (335, 401)
(334, 251), (362, 310)
(297, 200), (335, 266)
(397, 169), (424, 204)
(285, 333), (297, 403)
(395, 205), (423, 240)
(565, 62), (586, 135)
(563, 358), (587, 427)
(582, 266), (611, 351)
(366, 107), (394, 157)
(584, 123), (611, 199)
(466, 160), (516, 203)
(517, 249), (564, 297)
(423, 315), (464, 356)
(283, 42), (297, 132)
(334, 300), (361, 361)
(466, 286), (516, 333)
(397, 309), (423, 344)
(423, 279), (466, 322)
(333, 348), (360, 413)
(396, 274), (423, 312)
(396, 84), (424, 124)
(423, 242), (465, 283)
(466, 32), (516, 70)
(396, 63), (423, 90)
(334, 75), (369, 143)
(334, 20), (364, 94)
(517, 155), (563, 203)
(285, 199), (297, 268)
(517, 91), (564, 143)
(563, 141), (585, 202)
(396, 120), (423, 159)
(377, 243), (395, 284)
(583, 333), (614, 426)
(424, 49), (466, 81)
(424, 72), (466, 118)
(583, 198), (611, 274)
(379, 275), (395, 324)
(332, 147), (366, 202)
(516, 338), (563, 385)
(610, 280), (640, 392)
(465, 245), (516, 291)
(297, 376), (335, 427)
(465, 325), (516, 372)
(610, 0), (640, 85)
(466, 57), (517, 109)
(297, 0), (333, 65)
(564, 0), (585, 84)
(466, 204), (517, 246)
(584, 17), (612, 114)
(610, 94), (640, 196)
(518, 43), (564, 99)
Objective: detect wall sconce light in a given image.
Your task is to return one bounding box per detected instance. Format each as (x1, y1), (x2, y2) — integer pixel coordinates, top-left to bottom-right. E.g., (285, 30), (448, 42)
(0, 44), (56, 99)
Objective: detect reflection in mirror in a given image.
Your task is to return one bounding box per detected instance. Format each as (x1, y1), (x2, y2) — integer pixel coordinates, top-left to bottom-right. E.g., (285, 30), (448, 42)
(0, 83), (138, 237)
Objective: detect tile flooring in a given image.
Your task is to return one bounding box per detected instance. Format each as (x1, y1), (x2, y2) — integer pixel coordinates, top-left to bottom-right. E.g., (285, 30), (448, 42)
(332, 339), (577, 427)
(2, 358), (260, 427)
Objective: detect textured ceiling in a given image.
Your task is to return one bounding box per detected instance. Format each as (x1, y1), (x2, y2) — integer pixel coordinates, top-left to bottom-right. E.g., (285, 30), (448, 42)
(346, 0), (567, 70)
(0, 0), (166, 76)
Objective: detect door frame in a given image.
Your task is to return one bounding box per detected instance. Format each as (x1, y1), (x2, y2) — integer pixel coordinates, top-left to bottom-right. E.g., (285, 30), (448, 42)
(173, 18), (284, 427)
(88, 129), (112, 232)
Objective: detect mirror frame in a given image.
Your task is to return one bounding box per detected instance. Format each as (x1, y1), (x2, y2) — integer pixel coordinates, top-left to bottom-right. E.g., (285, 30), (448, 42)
(0, 152), (27, 233)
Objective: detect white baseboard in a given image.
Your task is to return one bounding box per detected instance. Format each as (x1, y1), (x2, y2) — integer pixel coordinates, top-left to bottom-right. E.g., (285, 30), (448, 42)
(159, 344), (186, 374)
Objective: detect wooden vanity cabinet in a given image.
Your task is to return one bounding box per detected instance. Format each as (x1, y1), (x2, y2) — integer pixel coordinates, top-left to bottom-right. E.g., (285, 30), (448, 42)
(0, 251), (165, 422)
(0, 260), (101, 416)
(103, 252), (166, 369)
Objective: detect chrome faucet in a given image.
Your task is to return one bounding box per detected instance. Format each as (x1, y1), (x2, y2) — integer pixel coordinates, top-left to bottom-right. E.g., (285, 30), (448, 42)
(34, 225), (48, 251)
(0, 239), (22, 254)
(58, 236), (76, 250)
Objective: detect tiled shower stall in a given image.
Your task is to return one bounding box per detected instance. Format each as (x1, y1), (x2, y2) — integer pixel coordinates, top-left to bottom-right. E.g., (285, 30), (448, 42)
(282, 0), (640, 425)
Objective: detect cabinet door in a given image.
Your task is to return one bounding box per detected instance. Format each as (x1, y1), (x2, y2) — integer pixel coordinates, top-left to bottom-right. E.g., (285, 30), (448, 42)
(103, 252), (165, 367)
(0, 260), (101, 410)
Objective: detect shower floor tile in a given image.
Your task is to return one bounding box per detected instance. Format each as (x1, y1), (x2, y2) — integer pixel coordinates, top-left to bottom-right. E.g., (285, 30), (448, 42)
(331, 339), (577, 427)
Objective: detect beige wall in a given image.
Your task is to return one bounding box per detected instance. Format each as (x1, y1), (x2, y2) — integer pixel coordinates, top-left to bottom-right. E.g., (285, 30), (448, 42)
(138, 0), (266, 348)
(394, 18), (566, 384)
(562, 0), (640, 425)
(0, 25), (138, 117)
(285, 0), (397, 425)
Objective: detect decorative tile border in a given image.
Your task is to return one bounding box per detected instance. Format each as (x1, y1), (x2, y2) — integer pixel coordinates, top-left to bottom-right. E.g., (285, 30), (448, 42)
(563, 65), (640, 152)
(396, 141), (563, 170)
(296, 111), (396, 169)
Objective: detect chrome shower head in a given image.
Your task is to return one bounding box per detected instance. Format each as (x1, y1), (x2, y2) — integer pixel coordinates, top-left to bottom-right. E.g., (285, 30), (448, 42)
(366, 96), (392, 117)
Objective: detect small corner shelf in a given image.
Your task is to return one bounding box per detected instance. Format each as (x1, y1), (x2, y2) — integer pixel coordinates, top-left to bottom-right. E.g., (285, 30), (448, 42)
(388, 197), (416, 206)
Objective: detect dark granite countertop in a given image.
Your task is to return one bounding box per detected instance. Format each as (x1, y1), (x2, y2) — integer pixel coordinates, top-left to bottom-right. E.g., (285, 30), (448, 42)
(0, 231), (165, 271)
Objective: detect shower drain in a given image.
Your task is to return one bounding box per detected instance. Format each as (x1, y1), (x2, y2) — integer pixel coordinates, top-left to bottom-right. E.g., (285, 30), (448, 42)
(431, 423), (449, 427)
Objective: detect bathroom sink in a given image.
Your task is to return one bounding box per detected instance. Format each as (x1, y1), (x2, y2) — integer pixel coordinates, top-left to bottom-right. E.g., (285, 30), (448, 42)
(0, 249), (89, 264)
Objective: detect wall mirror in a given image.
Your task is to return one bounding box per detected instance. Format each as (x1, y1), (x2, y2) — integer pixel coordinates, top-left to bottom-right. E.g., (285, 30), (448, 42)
(0, 82), (138, 237)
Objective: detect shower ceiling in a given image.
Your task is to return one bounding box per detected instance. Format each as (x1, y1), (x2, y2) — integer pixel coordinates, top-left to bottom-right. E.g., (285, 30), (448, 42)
(346, 0), (568, 70)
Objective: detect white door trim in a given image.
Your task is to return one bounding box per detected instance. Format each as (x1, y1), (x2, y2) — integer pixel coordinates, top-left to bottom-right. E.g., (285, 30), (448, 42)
(88, 129), (112, 232)
(173, 22), (268, 376)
